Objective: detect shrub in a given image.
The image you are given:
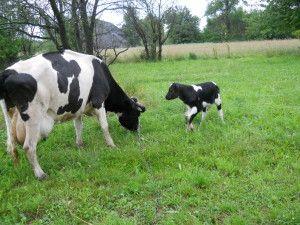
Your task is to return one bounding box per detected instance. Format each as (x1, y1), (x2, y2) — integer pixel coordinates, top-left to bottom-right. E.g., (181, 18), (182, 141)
(292, 30), (300, 39)
(188, 52), (198, 60)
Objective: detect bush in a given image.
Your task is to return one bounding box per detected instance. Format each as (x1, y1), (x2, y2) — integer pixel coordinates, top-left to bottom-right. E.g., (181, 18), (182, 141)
(292, 30), (300, 39)
(188, 52), (197, 60)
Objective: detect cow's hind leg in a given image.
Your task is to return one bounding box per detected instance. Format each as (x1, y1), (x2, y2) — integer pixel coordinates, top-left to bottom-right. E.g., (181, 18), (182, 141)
(215, 94), (224, 122)
(94, 104), (115, 147)
(74, 116), (83, 147)
(0, 101), (18, 165)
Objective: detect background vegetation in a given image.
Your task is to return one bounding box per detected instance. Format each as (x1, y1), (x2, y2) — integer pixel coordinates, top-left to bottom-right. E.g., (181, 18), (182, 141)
(0, 0), (299, 63)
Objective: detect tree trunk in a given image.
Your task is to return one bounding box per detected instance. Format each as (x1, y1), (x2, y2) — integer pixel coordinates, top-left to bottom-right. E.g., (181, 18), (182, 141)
(224, 0), (231, 40)
(71, 0), (83, 52)
(48, 0), (70, 49)
(79, 0), (94, 54)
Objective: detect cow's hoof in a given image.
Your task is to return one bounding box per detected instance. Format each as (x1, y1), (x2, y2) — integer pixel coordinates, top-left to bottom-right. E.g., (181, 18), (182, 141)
(13, 157), (19, 166)
(37, 173), (48, 181)
(76, 141), (84, 148)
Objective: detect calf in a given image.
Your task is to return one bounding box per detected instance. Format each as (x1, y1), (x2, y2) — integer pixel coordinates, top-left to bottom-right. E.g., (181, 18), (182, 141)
(165, 82), (224, 130)
(0, 50), (145, 179)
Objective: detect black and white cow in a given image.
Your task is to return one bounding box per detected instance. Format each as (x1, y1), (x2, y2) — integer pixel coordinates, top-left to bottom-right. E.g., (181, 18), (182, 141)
(165, 82), (224, 130)
(0, 50), (145, 179)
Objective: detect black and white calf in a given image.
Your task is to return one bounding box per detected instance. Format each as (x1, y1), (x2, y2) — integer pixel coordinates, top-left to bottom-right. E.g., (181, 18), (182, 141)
(165, 82), (224, 130)
(0, 50), (145, 179)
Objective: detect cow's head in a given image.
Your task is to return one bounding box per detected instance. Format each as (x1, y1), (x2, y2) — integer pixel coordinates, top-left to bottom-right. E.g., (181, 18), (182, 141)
(118, 97), (146, 131)
(165, 83), (180, 100)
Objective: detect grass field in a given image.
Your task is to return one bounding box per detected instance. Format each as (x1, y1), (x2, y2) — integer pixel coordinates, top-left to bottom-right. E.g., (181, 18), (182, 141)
(0, 54), (299, 224)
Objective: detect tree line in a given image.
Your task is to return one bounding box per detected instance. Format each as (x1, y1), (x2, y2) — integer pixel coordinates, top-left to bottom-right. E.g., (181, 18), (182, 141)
(0, 0), (299, 66)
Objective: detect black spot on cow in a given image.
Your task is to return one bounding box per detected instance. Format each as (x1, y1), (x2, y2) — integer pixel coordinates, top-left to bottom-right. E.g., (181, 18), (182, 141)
(43, 52), (83, 115)
(0, 69), (37, 121)
(88, 59), (110, 109)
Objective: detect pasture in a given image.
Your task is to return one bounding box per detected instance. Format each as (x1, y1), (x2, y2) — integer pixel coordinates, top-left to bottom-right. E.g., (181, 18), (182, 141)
(0, 54), (299, 224)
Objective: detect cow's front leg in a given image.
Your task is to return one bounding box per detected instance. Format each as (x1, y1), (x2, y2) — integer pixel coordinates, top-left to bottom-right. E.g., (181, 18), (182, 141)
(94, 105), (116, 148)
(186, 106), (198, 131)
(74, 116), (83, 147)
(24, 122), (47, 180)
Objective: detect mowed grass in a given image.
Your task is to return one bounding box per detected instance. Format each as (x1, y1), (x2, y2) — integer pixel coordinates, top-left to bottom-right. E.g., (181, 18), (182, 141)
(0, 54), (299, 224)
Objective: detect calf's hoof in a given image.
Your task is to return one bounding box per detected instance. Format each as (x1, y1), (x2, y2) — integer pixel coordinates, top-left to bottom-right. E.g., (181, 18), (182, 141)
(187, 124), (194, 132)
(108, 143), (116, 148)
(36, 173), (48, 181)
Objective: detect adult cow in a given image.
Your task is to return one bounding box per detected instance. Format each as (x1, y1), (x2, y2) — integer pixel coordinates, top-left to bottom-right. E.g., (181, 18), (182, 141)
(0, 50), (145, 180)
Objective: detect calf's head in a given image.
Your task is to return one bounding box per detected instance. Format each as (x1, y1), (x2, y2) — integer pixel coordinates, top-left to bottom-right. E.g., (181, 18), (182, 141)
(165, 83), (180, 100)
(118, 97), (146, 131)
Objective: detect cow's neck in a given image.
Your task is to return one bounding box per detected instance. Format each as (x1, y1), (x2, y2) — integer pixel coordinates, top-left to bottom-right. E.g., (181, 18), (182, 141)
(102, 63), (132, 113)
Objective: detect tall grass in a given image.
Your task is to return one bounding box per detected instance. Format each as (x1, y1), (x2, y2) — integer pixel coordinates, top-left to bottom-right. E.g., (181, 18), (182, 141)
(116, 39), (300, 62)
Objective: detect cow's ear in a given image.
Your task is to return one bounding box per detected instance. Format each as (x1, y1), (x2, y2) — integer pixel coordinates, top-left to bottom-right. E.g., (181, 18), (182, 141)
(134, 100), (146, 112)
(136, 104), (146, 112)
(131, 97), (138, 102)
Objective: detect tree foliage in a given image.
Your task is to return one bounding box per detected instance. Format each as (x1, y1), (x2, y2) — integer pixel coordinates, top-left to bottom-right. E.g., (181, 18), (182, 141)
(122, 0), (176, 61)
(166, 7), (201, 44)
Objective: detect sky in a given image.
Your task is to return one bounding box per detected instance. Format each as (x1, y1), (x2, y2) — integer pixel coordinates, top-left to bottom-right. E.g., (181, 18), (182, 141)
(99, 0), (262, 30)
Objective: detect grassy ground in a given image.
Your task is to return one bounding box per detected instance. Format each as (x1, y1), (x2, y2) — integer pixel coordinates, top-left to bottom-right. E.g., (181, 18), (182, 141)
(0, 54), (299, 224)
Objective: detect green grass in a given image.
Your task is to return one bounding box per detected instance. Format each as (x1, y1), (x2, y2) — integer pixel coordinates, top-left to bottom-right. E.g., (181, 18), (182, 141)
(0, 55), (299, 224)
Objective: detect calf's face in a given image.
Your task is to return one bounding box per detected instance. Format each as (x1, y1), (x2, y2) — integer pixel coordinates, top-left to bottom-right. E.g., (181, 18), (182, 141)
(165, 83), (179, 100)
(118, 97), (146, 131)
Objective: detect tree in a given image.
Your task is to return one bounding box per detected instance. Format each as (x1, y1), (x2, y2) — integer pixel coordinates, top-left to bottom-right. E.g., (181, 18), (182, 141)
(122, 13), (141, 47)
(205, 0), (240, 40)
(122, 0), (176, 61)
(0, 0), (121, 54)
(261, 0), (300, 38)
(166, 7), (201, 44)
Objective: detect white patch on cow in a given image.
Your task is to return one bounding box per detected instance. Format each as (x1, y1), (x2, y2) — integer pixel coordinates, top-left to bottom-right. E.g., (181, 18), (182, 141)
(215, 94), (222, 105)
(192, 85), (202, 92)
(202, 101), (212, 107)
(186, 106), (197, 120)
(40, 114), (54, 139)
(212, 81), (217, 85)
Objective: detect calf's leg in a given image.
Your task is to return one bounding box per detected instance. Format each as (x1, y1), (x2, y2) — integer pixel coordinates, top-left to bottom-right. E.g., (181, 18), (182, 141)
(186, 106), (198, 131)
(94, 104), (115, 147)
(215, 94), (224, 122)
(201, 107), (207, 122)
